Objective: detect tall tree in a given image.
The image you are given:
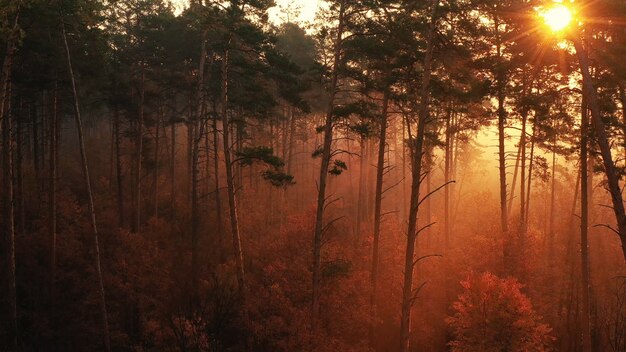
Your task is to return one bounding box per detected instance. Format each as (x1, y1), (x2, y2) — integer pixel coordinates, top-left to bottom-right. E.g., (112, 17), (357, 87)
(1, 5), (19, 349)
(62, 22), (111, 352)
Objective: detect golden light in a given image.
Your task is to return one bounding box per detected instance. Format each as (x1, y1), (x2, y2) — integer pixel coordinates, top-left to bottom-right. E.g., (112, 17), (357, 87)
(540, 4), (573, 32)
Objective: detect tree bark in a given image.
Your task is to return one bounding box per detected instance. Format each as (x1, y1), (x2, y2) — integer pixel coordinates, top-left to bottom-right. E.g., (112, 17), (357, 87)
(48, 81), (58, 327)
(191, 31), (208, 297)
(132, 68), (145, 234)
(580, 91), (592, 352)
(154, 100), (161, 219)
(356, 136), (365, 240)
(444, 104), (451, 249)
(16, 107), (24, 236)
(62, 24), (111, 352)
(1, 62), (16, 352)
(114, 107), (124, 228)
(573, 37), (626, 262)
(370, 88), (389, 344)
(312, 0), (346, 328)
(525, 122), (536, 227)
(495, 19), (508, 241)
(0, 10), (18, 350)
(212, 106), (224, 262)
(400, 2), (438, 350)
(170, 117), (176, 227)
(221, 46), (246, 292)
(519, 109), (528, 230)
(508, 138), (522, 218)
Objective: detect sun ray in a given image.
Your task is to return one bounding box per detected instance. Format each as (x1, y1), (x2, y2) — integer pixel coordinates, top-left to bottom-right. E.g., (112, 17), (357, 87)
(541, 4), (573, 32)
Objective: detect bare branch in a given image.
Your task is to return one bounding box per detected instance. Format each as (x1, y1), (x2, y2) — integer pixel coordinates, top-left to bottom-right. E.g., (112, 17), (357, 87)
(418, 181), (455, 207)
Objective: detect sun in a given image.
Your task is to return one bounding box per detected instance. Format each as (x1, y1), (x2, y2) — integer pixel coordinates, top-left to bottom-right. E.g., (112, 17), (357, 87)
(541, 4), (573, 32)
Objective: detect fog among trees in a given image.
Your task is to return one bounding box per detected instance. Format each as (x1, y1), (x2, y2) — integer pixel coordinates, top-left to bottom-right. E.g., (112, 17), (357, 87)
(0, 0), (625, 351)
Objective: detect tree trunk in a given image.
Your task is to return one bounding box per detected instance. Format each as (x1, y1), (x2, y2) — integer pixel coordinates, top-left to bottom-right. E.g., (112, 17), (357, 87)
(133, 69), (145, 234)
(286, 107), (296, 175)
(619, 83), (626, 164)
(170, 118), (176, 226)
(1, 64), (16, 352)
(370, 88), (389, 344)
(191, 32), (208, 297)
(400, 2), (438, 350)
(190, 119), (200, 297)
(16, 108), (24, 236)
(114, 107), (124, 228)
(312, 0), (346, 328)
(580, 91), (592, 352)
(548, 135), (556, 259)
(519, 109), (528, 231)
(525, 122), (536, 227)
(32, 99), (41, 192)
(497, 83), (508, 236)
(356, 136), (365, 240)
(48, 81), (58, 325)
(495, 21), (508, 241)
(508, 138), (522, 218)
(221, 47), (246, 292)
(573, 38), (626, 262)
(212, 108), (224, 262)
(444, 105), (451, 249)
(154, 101), (161, 219)
(62, 24), (111, 352)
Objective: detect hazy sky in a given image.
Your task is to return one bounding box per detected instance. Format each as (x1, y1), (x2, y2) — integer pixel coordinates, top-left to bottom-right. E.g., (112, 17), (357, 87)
(267, 0), (321, 25)
(173, 0), (322, 25)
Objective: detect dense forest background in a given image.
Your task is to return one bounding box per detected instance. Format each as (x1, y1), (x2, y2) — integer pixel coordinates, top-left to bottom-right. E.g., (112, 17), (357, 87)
(0, 0), (625, 351)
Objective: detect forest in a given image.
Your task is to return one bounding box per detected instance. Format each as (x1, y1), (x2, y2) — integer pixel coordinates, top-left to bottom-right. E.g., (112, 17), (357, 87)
(0, 0), (625, 351)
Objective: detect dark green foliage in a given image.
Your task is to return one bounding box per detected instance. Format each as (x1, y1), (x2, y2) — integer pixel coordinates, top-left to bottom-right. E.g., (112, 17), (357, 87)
(322, 259), (352, 279)
(262, 169), (295, 187)
(329, 159), (347, 176)
(237, 146), (295, 187)
(237, 146), (284, 168)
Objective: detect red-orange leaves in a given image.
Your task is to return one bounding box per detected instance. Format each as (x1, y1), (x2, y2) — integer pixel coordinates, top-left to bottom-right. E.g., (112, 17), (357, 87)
(446, 272), (554, 352)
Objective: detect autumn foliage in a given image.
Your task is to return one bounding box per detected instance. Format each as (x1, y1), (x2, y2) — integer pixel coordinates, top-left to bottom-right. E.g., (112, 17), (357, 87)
(447, 272), (554, 352)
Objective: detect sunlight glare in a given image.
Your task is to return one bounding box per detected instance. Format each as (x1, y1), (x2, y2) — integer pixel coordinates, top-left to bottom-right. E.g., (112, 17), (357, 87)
(541, 4), (573, 32)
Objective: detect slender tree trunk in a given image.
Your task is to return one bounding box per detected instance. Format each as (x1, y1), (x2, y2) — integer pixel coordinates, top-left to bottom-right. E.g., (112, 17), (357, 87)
(508, 138), (522, 218)
(573, 38), (626, 262)
(525, 122), (536, 227)
(444, 105), (451, 249)
(311, 1), (346, 329)
(519, 109), (528, 230)
(212, 109), (224, 262)
(32, 99), (41, 191)
(580, 92), (592, 352)
(424, 150), (432, 249)
(549, 135), (557, 259)
(356, 136), (365, 240)
(2, 69), (16, 352)
(370, 88), (389, 345)
(133, 69), (145, 234)
(170, 119), (176, 224)
(221, 47), (245, 292)
(287, 108), (296, 175)
(48, 81), (58, 322)
(154, 101), (161, 219)
(497, 85), (508, 235)
(495, 22), (508, 242)
(191, 33), (207, 297)
(400, 2), (438, 350)
(619, 83), (626, 164)
(62, 24), (111, 352)
(1, 11), (18, 350)
(190, 119), (201, 297)
(16, 109), (24, 236)
(114, 107), (124, 228)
